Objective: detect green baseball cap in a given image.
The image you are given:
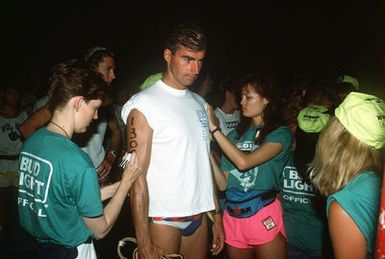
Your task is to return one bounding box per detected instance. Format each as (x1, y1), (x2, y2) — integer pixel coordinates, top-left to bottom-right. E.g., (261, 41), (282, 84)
(297, 105), (330, 133)
(139, 72), (163, 90)
(337, 74), (359, 90)
(335, 92), (385, 149)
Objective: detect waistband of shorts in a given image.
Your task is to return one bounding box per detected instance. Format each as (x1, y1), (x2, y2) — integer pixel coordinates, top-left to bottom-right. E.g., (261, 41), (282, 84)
(150, 213), (203, 222)
(261, 191), (277, 201)
(227, 191), (277, 217)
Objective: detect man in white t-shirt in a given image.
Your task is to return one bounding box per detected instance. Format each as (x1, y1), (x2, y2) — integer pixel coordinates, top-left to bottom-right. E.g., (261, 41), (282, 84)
(214, 78), (240, 137)
(121, 23), (224, 259)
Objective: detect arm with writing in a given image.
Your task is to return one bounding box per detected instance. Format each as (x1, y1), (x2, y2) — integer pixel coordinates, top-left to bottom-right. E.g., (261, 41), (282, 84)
(127, 109), (163, 259)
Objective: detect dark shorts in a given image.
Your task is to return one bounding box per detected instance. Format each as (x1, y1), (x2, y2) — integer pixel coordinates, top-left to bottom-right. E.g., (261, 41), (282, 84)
(35, 242), (78, 259)
(35, 236), (93, 259)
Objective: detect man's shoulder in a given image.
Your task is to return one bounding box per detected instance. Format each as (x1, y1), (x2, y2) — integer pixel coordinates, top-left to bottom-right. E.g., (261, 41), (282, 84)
(129, 83), (162, 102)
(189, 91), (207, 107)
(121, 84), (162, 124)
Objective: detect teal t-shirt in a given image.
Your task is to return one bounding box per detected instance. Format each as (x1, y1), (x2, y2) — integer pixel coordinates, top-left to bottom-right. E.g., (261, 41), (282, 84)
(18, 128), (103, 248)
(327, 171), (381, 257)
(280, 154), (325, 254)
(221, 126), (292, 192)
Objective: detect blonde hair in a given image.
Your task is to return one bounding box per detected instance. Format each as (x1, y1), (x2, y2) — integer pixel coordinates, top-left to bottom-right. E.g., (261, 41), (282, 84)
(310, 117), (384, 197)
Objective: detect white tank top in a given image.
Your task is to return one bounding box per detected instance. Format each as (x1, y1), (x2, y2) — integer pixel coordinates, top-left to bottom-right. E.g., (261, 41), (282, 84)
(122, 80), (215, 217)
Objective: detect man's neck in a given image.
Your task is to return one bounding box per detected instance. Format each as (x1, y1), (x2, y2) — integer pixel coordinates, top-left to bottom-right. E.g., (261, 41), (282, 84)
(162, 74), (186, 90)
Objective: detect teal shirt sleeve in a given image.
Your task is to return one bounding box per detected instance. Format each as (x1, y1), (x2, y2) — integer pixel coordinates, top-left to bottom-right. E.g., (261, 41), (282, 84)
(264, 126), (292, 159)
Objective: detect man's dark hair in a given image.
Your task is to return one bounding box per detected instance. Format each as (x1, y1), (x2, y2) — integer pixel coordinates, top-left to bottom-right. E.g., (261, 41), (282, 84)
(84, 46), (115, 71)
(164, 22), (207, 53)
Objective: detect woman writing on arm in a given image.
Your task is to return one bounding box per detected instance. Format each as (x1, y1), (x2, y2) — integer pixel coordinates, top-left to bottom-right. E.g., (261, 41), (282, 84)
(17, 60), (142, 259)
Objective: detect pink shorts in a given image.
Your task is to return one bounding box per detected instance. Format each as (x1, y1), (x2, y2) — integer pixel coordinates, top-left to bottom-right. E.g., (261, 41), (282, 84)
(223, 199), (286, 249)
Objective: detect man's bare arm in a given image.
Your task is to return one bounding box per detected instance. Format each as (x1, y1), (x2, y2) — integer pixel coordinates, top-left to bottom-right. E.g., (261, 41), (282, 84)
(210, 162), (225, 256)
(209, 153), (227, 191)
(19, 105), (52, 138)
(127, 109), (161, 258)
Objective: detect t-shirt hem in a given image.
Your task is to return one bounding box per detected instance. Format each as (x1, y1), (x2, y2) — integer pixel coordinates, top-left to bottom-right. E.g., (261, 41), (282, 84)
(148, 205), (215, 218)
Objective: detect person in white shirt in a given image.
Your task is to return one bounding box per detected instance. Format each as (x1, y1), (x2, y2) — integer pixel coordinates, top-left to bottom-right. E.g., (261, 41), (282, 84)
(121, 23), (224, 259)
(214, 78), (240, 136)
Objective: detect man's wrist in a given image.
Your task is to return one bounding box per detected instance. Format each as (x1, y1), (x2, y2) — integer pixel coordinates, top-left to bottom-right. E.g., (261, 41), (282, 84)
(105, 150), (117, 161)
(213, 210), (223, 223)
(212, 208), (223, 215)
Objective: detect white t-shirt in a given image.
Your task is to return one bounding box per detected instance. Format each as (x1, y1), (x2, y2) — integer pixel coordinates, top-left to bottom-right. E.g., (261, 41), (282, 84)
(80, 121), (107, 168)
(214, 107), (240, 136)
(0, 111), (28, 187)
(121, 80), (215, 217)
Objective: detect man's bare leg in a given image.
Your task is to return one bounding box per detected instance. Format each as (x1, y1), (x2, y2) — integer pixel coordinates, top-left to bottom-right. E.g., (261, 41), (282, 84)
(150, 222), (182, 254)
(180, 215), (208, 259)
(149, 215), (208, 258)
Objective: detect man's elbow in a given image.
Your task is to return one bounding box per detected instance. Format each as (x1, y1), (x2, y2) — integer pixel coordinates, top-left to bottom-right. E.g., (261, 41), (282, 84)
(19, 124), (30, 139)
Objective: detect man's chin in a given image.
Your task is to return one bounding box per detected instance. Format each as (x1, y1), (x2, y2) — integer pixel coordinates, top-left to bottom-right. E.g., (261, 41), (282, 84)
(184, 80), (195, 87)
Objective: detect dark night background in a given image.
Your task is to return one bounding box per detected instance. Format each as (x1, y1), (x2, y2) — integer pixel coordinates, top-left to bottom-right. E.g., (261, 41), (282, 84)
(3, 1), (385, 96)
